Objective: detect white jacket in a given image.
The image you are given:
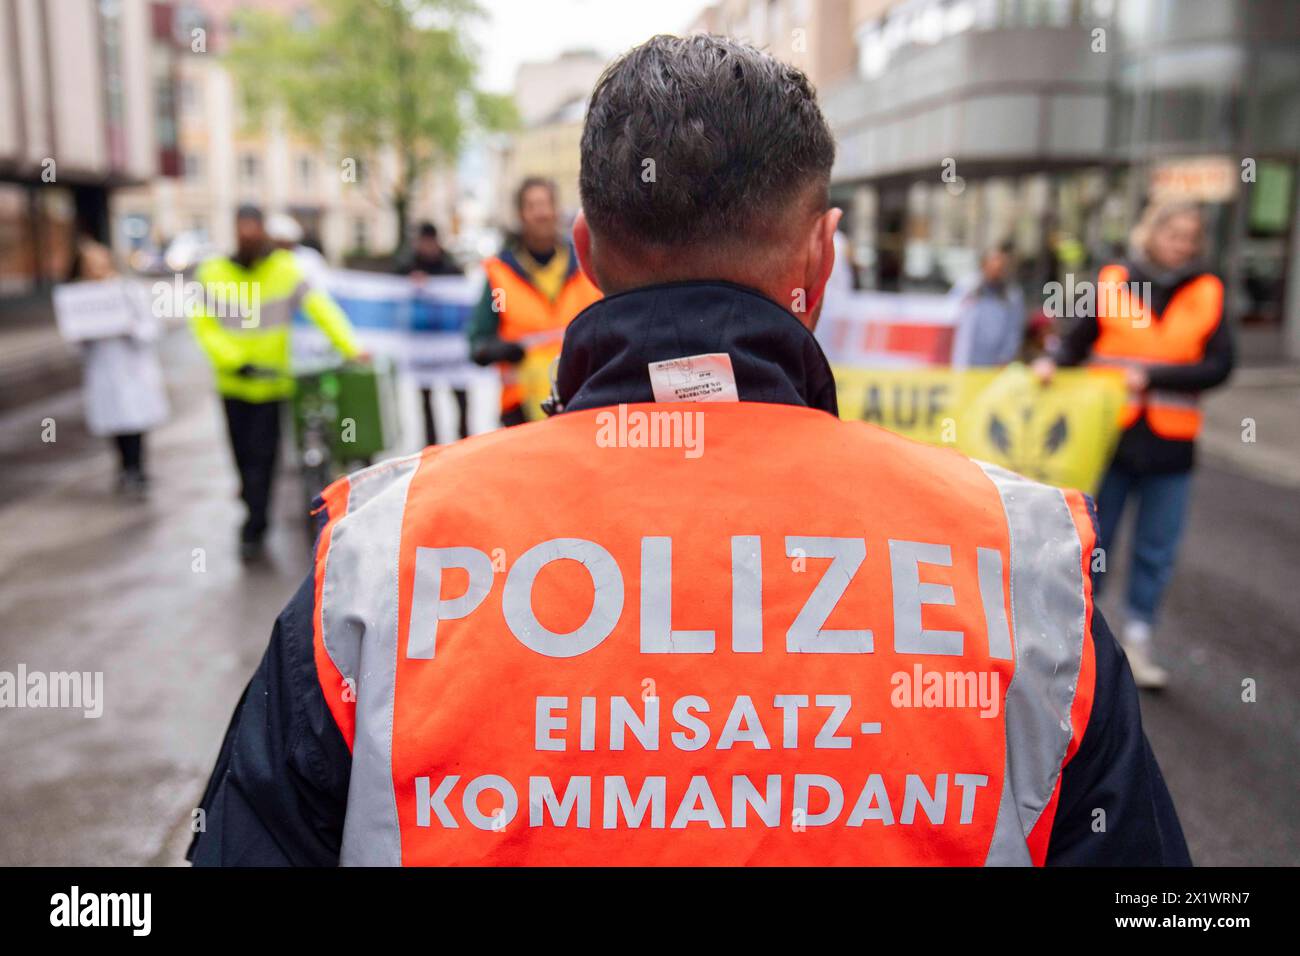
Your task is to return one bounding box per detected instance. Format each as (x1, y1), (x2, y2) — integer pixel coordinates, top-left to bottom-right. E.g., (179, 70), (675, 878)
(80, 311), (169, 437)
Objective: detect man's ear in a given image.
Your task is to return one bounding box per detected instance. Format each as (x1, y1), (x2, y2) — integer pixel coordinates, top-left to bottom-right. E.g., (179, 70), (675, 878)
(572, 211), (602, 290)
(802, 207), (842, 321)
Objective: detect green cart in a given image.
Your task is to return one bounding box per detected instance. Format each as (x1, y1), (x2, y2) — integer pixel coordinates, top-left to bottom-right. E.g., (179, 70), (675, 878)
(292, 357), (400, 537)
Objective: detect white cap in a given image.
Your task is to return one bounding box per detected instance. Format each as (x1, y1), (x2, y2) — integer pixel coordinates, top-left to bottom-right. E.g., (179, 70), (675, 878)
(266, 212), (303, 244)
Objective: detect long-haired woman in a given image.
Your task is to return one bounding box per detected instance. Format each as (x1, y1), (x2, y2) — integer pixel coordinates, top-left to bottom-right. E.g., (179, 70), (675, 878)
(1034, 201), (1234, 687)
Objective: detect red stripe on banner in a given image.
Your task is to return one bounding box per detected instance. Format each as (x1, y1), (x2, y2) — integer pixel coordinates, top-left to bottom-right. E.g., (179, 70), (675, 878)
(862, 323), (955, 362)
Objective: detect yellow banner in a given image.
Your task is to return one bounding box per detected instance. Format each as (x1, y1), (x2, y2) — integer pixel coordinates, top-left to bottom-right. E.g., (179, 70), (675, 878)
(834, 364), (1126, 493)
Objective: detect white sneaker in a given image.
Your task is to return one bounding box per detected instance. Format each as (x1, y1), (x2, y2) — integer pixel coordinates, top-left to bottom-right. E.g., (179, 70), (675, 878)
(1122, 638), (1169, 690)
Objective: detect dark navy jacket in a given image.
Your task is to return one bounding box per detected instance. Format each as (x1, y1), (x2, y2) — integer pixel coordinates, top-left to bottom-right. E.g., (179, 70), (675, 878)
(190, 282), (1191, 867)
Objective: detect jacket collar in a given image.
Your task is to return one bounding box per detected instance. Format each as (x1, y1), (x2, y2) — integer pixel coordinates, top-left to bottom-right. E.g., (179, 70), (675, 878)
(498, 240), (579, 286)
(553, 280), (839, 417)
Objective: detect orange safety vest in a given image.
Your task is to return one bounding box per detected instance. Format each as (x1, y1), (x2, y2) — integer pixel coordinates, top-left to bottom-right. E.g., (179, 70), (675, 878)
(483, 256), (602, 415)
(1091, 263), (1223, 441)
(311, 402), (1098, 865)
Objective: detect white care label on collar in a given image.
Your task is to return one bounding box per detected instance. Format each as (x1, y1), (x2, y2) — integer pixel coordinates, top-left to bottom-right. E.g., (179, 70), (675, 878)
(647, 352), (739, 403)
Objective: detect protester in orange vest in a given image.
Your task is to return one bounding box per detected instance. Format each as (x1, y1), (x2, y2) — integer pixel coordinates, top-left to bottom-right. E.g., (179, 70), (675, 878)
(190, 35), (1187, 867)
(1034, 201), (1233, 688)
(467, 177), (602, 426)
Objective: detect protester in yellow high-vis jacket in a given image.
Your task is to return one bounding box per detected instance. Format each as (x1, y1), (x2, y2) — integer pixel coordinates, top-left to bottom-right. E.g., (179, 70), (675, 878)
(191, 205), (364, 561)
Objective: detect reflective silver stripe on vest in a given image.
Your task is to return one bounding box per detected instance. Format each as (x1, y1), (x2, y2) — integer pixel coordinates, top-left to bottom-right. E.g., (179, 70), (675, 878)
(319, 453), (423, 866)
(1087, 355), (1146, 371)
(977, 462), (1088, 866)
(218, 294), (295, 330)
(518, 327), (566, 348)
(1148, 388), (1199, 410)
(318, 455), (422, 685)
(1089, 358), (1202, 410)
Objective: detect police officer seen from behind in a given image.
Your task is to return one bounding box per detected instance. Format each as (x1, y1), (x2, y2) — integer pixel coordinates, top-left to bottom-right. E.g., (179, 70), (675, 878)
(191, 36), (1188, 866)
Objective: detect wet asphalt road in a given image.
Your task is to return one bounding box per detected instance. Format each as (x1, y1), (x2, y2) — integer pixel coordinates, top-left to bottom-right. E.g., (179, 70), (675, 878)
(1122, 461), (1300, 865)
(0, 331), (1295, 865)
(0, 332), (312, 865)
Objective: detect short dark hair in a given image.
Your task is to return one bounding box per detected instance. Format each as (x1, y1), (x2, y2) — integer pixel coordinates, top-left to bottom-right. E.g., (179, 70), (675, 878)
(235, 203), (263, 223)
(417, 221), (439, 239)
(580, 35), (835, 250)
(515, 176), (557, 212)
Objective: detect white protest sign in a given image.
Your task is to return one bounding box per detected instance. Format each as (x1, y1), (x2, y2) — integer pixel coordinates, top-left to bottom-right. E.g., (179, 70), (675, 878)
(52, 279), (151, 343)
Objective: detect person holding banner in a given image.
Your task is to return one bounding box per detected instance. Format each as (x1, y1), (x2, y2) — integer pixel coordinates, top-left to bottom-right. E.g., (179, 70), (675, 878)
(467, 177), (601, 426)
(66, 238), (169, 500)
(191, 205), (366, 562)
(397, 222), (469, 445)
(1034, 200), (1234, 688)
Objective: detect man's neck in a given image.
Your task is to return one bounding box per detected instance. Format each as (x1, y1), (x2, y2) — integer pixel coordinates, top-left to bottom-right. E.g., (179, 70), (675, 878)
(234, 242), (271, 269)
(521, 238), (557, 261)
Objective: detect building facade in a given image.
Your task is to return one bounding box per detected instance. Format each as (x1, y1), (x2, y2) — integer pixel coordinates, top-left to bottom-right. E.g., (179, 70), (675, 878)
(491, 49), (608, 227)
(817, 0), (1300, 359)
(689, 0), (858, 90)
(111, 0), (458, 268)
(688, 0), (1299, 359)
(0, 0), (172, 295)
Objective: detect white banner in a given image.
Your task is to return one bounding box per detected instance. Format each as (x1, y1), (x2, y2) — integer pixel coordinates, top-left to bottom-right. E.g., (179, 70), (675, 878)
(816, 288), (960, 369)
(52, 279), (156, 343)
(292, 268), (494, 389)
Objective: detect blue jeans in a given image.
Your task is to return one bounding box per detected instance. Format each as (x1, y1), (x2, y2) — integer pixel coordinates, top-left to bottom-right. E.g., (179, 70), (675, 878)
(1093, 464), (1194, 626)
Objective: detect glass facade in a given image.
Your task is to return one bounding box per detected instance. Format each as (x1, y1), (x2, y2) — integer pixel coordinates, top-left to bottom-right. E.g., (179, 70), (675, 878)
(835, 0), (1300, 355)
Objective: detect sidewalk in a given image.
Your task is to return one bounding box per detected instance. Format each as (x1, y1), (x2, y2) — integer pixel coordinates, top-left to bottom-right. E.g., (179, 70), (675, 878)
(1200, 365), (1300, 489)
(0, 294), (81, 412)
(0, 331), (309, 864)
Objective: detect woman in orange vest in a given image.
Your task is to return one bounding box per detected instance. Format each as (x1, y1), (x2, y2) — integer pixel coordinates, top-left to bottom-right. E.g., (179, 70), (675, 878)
(1034, 201), (1234, 688)
(467, 177), (602, 426)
